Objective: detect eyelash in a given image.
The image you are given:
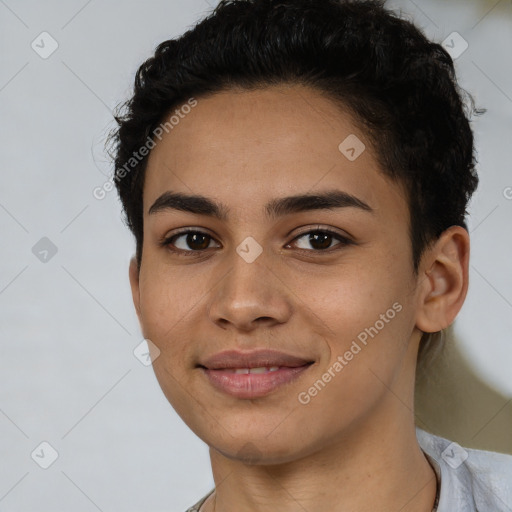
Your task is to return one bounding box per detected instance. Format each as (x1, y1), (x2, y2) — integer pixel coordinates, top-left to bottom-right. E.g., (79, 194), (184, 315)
(159, 226), (354, 257)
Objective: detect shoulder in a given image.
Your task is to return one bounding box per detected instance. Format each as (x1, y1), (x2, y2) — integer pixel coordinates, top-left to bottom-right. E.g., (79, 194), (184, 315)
(416, 427), (512, 511)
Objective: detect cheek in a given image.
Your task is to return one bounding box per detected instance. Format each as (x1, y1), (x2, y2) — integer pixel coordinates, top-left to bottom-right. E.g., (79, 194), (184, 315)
(138, 258), (198, 328)
(295, 284), (412, 434)
(137, 263), (197, 363)
(137, 266), (200, 409)
(296, 257), (404, 334)
(295, 253), (413, 383)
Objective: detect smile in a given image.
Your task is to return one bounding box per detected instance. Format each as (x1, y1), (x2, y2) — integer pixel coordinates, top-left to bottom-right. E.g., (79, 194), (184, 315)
(201, 363), (313, 399)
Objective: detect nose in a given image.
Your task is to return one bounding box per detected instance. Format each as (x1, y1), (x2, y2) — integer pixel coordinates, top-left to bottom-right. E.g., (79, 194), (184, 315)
(207, 249), (293, 332)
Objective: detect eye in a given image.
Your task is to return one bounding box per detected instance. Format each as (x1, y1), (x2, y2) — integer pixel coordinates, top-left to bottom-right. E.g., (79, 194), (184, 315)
(288, 228), (353, 252)
(160, 227), (353, 256)
(161, 230), (220, 254)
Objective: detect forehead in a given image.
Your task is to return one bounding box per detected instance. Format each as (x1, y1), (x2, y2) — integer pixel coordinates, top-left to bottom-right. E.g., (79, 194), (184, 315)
(143, 85), (408, 224)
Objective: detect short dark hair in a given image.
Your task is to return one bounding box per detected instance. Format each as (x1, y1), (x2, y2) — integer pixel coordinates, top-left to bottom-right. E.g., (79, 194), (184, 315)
(108, 0), (482, 275)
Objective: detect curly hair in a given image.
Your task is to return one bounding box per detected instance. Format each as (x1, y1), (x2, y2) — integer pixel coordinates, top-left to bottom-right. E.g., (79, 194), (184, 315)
(108, 0), (482, 281)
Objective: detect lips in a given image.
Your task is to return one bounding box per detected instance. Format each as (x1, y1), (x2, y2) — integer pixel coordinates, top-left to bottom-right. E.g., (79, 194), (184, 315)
(198, 349), (314, 399)
(198, 349), (314, 370)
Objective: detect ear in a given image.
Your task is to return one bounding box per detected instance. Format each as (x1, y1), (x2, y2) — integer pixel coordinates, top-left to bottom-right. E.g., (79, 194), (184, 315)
(415, 226), (470, 334)
(129, 256), (142, 323)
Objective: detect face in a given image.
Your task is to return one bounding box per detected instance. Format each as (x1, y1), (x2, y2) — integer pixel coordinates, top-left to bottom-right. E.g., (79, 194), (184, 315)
(131, 84), (425, 463)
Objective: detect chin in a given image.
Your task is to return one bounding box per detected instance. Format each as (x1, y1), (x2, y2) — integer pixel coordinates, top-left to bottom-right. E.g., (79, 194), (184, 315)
(214, 440), (308, 466)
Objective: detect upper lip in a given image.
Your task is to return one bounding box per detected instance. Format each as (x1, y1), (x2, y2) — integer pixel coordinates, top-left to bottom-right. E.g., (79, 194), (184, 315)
(199, 349), (314, 370)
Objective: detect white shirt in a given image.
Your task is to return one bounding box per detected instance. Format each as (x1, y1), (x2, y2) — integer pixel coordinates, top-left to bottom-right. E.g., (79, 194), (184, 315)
(416, 427), (512, 511)
(185, 428), (512, 511)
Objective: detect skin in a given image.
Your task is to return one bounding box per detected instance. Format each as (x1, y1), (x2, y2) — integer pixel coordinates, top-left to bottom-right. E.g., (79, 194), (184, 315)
(129, 84), (470, 511)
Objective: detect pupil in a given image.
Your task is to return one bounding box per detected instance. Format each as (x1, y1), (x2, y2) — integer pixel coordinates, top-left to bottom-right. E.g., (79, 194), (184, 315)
(310, 232), (331, 250)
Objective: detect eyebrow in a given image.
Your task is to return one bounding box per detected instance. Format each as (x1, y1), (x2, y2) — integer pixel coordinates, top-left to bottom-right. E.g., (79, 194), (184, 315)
(148, 189), (374, 220)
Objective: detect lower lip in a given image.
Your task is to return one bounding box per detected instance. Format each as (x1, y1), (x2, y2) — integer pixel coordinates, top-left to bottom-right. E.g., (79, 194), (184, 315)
(201, 364), (313, 399)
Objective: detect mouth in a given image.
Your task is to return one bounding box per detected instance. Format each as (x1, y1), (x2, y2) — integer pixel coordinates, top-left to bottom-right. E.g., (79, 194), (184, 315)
(206, 366), (288, 374)
(197, 349), (315, 399)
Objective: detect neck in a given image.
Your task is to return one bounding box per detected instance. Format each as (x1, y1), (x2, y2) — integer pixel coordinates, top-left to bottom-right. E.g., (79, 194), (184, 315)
(206, 403), (437, 512)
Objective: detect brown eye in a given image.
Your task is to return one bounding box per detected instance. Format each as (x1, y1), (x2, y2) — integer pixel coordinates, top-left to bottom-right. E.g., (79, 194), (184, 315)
(183, 232), (211, 250)
(307, 232), (334, 250)
(291, 229), (352, 251)
(164, 231), (220, 252)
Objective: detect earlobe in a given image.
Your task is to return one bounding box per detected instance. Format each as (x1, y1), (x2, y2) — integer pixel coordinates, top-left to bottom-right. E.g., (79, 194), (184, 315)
(415, 226), (470, 334)
(129, 256), (142, 321)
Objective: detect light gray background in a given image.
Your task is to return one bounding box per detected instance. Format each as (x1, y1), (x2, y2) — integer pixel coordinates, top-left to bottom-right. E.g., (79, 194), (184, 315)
(0, 0), (511, 511)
